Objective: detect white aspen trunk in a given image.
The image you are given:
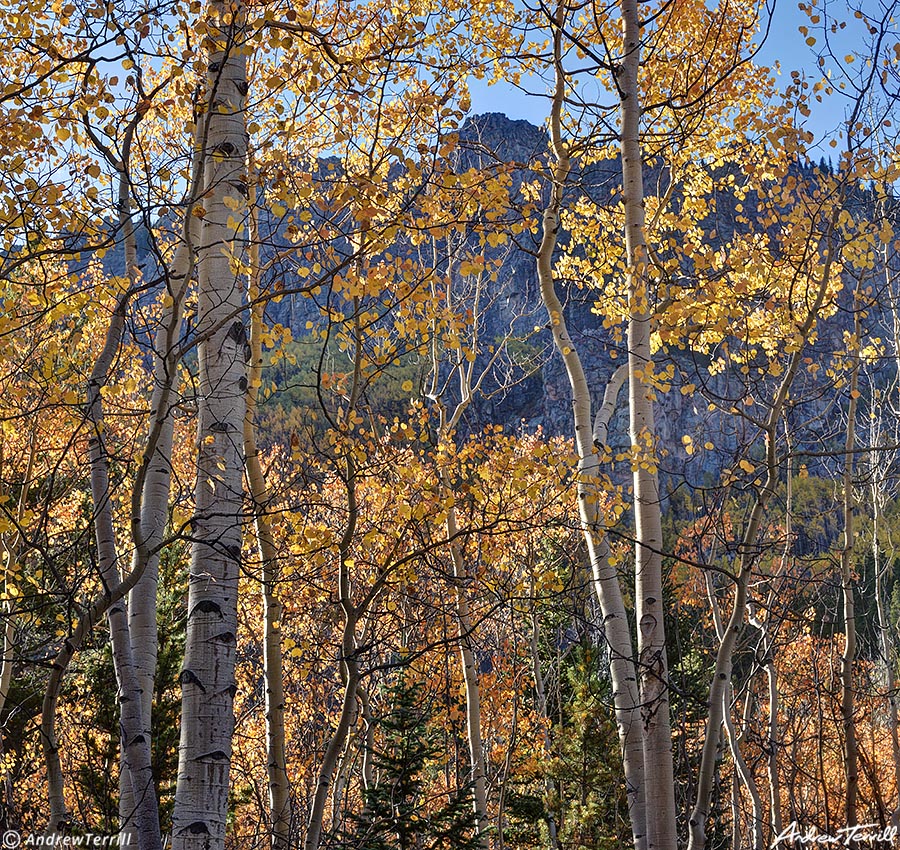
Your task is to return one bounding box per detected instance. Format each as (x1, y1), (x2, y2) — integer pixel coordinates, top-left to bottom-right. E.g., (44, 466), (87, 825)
(0, 434), (36, 719)
(529, 612), (560, 850)
(731, 769), (742, 850)
(120, 230), (194, 842)
(171, 2), (248, 843)
(884, 238), (900, 829)
(357, 685), (375, 793)
(840, 310), (860, 828)
(119, 129), (199, 848)
(42, 253), (162, 846)
(40, 294), (174, 838)
(874, 496), (900, 827)
(330, 730), (354, 835)
(446, 506), (490, 847)
(748, 598), (782, 844)
(687, 239), (838, 850)
(617, 5), (676, 848)
(537, 7), (646, 846)
(305, 468), (361, 850)
(244, 172), (291, 850)
(88, 327), (163, 850)
(744, 422), (794, 842)
(74, 154), (164, 845)
(765, 648), (781, 836)
(43, 564), (154, 834)
(705, 572), (764, 850)
(687, 449), (771, 850)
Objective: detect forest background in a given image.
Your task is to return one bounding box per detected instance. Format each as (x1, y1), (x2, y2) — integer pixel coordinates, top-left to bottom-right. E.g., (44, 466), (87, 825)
(0, 0), (899, 849)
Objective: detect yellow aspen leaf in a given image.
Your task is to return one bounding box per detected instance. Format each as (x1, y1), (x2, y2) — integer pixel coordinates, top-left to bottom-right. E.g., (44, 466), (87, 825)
(739, 459), (754, 473)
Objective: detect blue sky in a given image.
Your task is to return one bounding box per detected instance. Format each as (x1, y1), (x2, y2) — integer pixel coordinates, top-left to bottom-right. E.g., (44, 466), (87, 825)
(467, 0), (877, 148)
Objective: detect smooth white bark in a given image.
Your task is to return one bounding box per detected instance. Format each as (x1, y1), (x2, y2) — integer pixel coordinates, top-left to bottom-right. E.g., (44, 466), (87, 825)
(617, 4), (676, 847)
(536, 8), (646, 846)
(840, 308), (860, 828)
(446, 503), (490, 847)
(171, 5), (248, 844)
(45, 284), (162, 849)
(244, 188), (291, 850)
(705, 572), (764, 850)
(119, 126), (200, 849)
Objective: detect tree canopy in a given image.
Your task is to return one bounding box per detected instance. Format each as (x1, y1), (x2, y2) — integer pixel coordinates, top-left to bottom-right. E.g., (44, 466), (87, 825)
(0, 1), (899, 849)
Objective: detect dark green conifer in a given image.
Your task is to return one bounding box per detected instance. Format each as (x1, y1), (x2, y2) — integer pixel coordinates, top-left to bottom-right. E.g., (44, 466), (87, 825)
(347, 671), (482, 850)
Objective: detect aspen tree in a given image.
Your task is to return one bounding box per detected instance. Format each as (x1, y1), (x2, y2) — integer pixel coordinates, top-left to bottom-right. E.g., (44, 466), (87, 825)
(42, 120), (164, 845)
(703, 569), (764, 850)
(424, 245), (522, 847)
(414, 218), (542, 847)
(117, 97), (205, 850)
(840, 301), (861, 829)
(536, 5), (647, 846)
(686, 213), (842, 850)
(244, 170), (292, 850)
(871, 258), (900, 826)
(617, 3), (676, 846)
(171, 0), (249, 843)
(303, 255), (367, 850)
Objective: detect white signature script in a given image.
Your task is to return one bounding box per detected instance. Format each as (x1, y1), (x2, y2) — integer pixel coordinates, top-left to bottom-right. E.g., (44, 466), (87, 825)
(773, 822), (900, 847)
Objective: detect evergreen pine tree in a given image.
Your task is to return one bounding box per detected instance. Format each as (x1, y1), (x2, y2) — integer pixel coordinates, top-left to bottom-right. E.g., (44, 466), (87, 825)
(347, 671), (483, 850)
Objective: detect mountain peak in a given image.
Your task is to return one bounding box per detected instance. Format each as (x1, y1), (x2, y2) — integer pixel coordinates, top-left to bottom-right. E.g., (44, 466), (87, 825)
(459, 112), (548, 163)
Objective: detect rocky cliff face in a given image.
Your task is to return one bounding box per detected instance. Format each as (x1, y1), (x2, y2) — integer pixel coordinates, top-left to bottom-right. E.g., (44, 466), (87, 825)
(439, 115), (898, 499)
(97, 113), (897, 495)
